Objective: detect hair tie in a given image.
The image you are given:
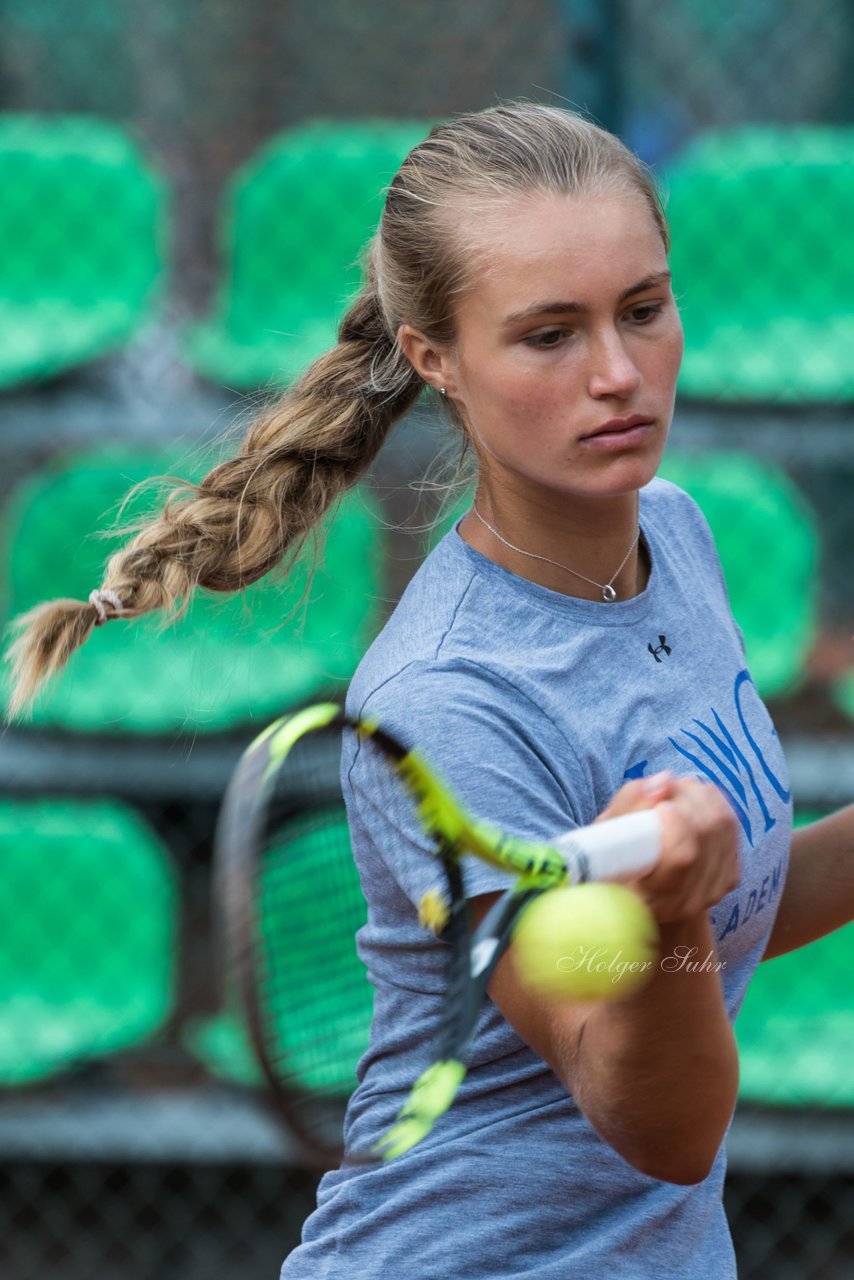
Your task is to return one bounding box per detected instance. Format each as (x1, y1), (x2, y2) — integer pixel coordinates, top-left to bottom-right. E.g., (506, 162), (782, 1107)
(89, 588), (125, 627)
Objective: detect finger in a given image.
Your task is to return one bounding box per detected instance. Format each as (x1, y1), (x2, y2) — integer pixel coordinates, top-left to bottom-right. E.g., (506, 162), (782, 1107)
(642, 771), (679, 803)
(636, 792), (741, 920)
(594, 771), (676, 822)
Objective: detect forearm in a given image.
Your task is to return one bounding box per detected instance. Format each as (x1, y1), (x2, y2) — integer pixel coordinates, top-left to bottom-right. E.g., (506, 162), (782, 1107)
(570, 912), (738, 1184)
(765, 805), (854, 960)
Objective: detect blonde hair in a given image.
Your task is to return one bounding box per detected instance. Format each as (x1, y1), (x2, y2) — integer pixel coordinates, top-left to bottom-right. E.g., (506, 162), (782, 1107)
(4, 102), (668, 721)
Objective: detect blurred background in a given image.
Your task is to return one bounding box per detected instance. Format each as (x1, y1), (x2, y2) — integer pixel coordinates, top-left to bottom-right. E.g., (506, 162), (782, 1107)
(2, 0), (854, 1276)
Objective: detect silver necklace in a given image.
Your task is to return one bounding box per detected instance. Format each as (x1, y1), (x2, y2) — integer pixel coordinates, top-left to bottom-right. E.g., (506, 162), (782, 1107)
(470, 500), (640, 602)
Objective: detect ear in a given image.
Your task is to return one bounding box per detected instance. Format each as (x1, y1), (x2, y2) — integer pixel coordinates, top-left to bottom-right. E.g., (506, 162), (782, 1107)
(397, 324), (458, 397)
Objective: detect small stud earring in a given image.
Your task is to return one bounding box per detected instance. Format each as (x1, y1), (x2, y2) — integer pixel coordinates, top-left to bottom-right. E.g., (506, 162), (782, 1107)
(438, 386), (447, 397)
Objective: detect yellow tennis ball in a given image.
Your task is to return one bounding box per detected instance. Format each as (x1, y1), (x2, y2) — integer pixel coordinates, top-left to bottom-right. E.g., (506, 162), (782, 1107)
(512, 884), (659, 1002)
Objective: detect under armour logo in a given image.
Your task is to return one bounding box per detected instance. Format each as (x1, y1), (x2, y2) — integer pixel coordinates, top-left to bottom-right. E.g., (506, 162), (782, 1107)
(648, 635), (672, 662)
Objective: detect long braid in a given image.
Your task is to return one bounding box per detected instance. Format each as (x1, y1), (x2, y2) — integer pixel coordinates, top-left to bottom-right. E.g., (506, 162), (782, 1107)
(3, 274), (420, 721)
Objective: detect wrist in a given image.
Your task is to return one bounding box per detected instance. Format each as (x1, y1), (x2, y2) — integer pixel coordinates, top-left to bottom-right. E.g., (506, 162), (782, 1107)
(653, 914), (727, 992)
(657, 912), (714, 949)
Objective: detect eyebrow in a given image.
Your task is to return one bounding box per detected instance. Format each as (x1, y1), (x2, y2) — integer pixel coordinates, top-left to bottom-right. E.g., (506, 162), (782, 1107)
(502, 271), (672, 326)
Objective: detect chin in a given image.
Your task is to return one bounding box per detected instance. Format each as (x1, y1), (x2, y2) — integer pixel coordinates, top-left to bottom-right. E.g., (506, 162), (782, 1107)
(585, 458), (662, 499)
(608, 443), (668, 490)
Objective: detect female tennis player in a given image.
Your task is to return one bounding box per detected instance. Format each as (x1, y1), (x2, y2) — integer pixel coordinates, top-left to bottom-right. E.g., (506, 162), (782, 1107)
(7, 102), (851, 1278)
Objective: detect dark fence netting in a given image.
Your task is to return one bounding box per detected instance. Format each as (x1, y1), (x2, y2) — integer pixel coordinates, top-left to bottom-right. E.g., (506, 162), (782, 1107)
(2, 1), (854, 1276)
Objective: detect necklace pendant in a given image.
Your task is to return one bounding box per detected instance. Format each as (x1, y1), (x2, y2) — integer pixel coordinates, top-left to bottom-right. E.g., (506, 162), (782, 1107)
(469, 499), (639, 605)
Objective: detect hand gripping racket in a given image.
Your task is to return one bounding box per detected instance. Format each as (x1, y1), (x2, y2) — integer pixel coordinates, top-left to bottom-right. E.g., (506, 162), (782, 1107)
(214, 702), (661, 1168)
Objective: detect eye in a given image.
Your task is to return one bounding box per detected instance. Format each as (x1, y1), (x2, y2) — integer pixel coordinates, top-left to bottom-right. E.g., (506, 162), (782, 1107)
(525, 327), (570, 349)
(627, 302), (664, 324)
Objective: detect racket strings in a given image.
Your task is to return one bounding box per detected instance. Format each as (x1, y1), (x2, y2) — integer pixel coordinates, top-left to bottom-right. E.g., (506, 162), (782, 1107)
(256, 806), (372, 1097)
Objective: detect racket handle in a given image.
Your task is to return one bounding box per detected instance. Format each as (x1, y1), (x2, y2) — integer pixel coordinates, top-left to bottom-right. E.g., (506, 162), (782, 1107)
(550, 810), (661, 883)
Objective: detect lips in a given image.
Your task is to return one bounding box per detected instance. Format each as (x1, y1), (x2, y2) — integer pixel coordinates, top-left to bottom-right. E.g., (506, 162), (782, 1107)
(582, 415), (654, 439)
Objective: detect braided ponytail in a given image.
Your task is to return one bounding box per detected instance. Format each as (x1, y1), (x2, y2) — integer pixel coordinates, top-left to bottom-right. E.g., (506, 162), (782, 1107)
(3, 265), (420, 721)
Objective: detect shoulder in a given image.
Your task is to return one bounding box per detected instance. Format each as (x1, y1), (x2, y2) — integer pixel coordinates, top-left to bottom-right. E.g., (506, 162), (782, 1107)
(342, 647), (593, 836)
(645, 476), (717, 540)
(345, 534), (477, 699)
(348, 527), (558, 714)
(642, 474), (705, 524)
(348, 655), (557, 749)
(642, 474), (720, 565)
(344, 656), (586, 844)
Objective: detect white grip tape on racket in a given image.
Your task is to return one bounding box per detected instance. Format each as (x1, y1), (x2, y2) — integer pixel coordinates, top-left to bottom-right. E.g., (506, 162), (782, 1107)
(550, 809), (662, 884)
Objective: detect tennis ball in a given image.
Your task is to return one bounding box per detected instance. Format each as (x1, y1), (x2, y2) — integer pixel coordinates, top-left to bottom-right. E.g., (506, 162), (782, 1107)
(512, 884), (659, 1002)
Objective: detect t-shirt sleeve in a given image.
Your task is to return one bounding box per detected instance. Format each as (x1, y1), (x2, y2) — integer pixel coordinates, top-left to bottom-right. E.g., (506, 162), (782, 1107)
(342, 658), (586, 911)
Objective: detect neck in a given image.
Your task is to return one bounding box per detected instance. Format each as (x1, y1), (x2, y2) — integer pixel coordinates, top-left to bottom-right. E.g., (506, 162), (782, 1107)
(460, 489), (648, 602)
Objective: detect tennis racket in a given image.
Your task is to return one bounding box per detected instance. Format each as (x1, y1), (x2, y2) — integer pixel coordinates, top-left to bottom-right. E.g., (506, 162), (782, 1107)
(214, 701), (661, 1169)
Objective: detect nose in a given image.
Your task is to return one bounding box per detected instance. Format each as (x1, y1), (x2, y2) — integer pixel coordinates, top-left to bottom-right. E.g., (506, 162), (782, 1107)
(587, 327), (643, 400)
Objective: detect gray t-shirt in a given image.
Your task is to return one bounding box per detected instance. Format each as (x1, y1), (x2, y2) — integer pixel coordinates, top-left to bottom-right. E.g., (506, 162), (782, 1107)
(280, 476), (792, 1280)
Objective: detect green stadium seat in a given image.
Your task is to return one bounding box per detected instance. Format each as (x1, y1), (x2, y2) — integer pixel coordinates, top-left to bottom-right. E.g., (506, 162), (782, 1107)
(186, 808), (371, 1096)
(0, 113), (169, 390)
(0, 796), (176, 1085)
(0, 443), (385, 734)
(736, 810), (854, 1106)
(427, 452), (819, 700)
(658, 453), (819, 698)
(665, 125), (854, 402)
(181, 119), (430, 391)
